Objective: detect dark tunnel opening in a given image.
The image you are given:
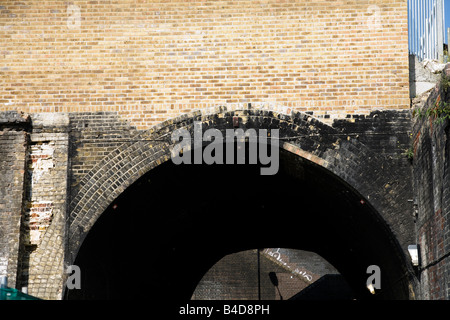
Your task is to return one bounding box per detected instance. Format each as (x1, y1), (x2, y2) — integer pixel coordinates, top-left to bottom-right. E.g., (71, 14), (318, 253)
(65, 147), (412, 301)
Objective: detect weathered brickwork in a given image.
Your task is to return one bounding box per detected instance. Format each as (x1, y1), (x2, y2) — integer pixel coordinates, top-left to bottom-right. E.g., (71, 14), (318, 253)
(0, 112), (71, 298)
(0, 0), (437, 301)
(0, 106), (417, 300)
(58, 107), (414, 298)
(67, 112), (137, 199)
(23, 115), (70, 299)
(0, 0), (409, 129)
(412, 68), (450, 300)
(0, 111), (29, 288)
(63, 107), (413, 254)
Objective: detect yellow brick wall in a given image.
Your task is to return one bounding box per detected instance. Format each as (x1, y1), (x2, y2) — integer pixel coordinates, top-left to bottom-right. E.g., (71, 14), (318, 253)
(0, 0), (409, 129)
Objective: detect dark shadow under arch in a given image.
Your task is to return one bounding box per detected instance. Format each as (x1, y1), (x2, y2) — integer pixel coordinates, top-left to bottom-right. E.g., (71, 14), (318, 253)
(66, 146), (413, 301)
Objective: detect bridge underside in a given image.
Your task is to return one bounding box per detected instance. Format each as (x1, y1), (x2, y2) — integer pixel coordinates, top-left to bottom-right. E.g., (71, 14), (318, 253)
(2, 0), (450, 301)
(66, 148), (412, 300)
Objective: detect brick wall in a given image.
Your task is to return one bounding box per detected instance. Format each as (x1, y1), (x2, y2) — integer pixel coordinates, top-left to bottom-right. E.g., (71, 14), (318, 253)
(412, 68), (450, 300)
(0, 0), (409, 129)
(191, 249), (345, 300)
(0, 111), (29, 288)
(23, 114), (70, 299)
(0, 111), (70, 297)
(0, 106), (416, 299)
(67, 112), (137, 198)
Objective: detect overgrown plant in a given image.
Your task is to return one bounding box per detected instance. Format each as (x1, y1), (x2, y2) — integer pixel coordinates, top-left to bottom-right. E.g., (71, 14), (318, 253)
(398, 135), (414, 163)
(441, 71), (450, 94)
(402, 147), (414, 162)
(413, 72), (450, 124)
(413, 101), (450, 124)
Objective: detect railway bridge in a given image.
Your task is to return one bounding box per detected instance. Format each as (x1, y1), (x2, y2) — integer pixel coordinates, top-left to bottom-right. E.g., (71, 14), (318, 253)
(0, 0), (449, 300)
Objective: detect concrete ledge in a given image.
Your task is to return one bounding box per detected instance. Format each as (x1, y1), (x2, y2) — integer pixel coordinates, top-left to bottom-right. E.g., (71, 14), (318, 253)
(409, 54), (444, 98)
(0, 111), (30, 129)
(30, 113), (69, 132)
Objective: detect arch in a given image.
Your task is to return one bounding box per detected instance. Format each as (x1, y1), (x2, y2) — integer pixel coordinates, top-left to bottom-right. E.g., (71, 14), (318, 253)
(66, 141), (413, 300)
(191, 248), (354, 300)
(31, 105), (416, 299)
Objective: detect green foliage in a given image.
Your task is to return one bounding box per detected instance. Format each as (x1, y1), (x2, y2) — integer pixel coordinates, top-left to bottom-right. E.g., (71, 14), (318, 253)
(413, 101), (450, 124)
(413, 73), (450, 124)
(398, 134), (414, 162)
(441, 72), (450, 94)
(402, 147), (414, 162)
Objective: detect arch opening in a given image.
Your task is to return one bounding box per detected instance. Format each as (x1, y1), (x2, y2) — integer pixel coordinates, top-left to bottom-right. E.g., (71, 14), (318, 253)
(191, 248), (356, 300)
(65, 145), (412, 301)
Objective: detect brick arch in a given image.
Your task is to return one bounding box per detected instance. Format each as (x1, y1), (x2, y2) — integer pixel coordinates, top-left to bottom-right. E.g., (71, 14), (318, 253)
(30, 105), (415, 299)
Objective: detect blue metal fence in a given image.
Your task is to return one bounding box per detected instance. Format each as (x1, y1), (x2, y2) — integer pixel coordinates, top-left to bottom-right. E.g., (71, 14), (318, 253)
(408, 0), (445, 61)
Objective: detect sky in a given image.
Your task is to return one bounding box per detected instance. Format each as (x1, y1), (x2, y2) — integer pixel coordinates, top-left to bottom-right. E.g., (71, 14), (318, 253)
(446, 0), (450, 43)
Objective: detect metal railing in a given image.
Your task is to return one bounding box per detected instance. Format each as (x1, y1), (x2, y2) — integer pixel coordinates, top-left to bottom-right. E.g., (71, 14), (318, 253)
(408, 0), (445, 62)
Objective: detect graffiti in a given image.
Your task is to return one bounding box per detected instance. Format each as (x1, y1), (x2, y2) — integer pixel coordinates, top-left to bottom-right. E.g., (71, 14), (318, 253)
(263, 248), (313, 282)
(293, 268), (313, 282)
(265, 248), (283, 262)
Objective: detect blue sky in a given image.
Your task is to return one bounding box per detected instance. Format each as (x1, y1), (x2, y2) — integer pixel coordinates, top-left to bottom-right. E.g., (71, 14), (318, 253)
(446, 0), (450, 43)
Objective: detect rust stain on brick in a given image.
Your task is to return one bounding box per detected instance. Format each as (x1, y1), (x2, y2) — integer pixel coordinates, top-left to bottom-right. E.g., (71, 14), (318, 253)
(435, 94), (441, 107)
